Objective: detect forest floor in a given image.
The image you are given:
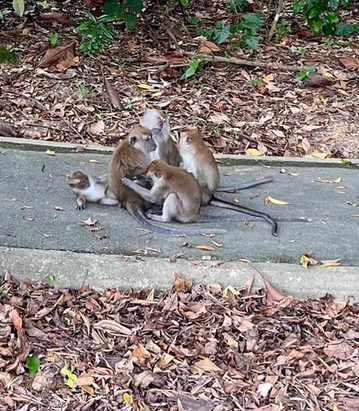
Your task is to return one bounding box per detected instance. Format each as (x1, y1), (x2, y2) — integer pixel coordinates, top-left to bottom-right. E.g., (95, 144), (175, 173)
(1, 0), (359, 157)
(1, 271), (359, 411)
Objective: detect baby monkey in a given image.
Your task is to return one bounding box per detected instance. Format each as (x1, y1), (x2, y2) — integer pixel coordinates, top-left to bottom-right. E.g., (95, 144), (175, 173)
(66, 170), (119, 210)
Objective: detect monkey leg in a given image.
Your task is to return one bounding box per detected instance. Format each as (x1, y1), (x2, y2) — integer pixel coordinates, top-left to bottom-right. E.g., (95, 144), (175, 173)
(146, 193), (178, 222)
(99, 198), (119, 206)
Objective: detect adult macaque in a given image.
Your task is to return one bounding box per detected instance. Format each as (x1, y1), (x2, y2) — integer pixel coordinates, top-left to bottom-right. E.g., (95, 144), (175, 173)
(140, 108), (181, 167)
(108, 126), (225, 235)
(178, 129), (278, 236)
(66, 170), (119, 210)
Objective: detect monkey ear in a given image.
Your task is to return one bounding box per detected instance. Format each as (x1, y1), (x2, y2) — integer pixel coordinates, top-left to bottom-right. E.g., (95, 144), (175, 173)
(154, 171), (162, 178)
(130, 136), (137, 145)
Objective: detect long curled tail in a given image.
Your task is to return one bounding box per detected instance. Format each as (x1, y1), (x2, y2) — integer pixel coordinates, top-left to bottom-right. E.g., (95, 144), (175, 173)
(216, 177), (273, 192)
(129, 204), (227, 236)
(209, 196), (278, 236)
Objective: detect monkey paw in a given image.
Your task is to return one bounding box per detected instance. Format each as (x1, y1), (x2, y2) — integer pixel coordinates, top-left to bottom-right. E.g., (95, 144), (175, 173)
(76, 204), (86, 210)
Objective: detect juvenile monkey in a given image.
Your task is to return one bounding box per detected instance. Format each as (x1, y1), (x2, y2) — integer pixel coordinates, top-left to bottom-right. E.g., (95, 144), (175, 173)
(140, 108), (181, 167)
(121, 160), (225, 228)
(108, 126), (225, 235)
(178, 129), (278, 236)
(66, 170), (119, 210)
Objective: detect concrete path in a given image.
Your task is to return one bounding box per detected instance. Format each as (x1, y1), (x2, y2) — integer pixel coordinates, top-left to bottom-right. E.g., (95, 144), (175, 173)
(1, 137), (359, 300)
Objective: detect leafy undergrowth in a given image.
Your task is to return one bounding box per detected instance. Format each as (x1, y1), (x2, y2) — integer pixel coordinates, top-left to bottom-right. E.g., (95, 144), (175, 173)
(0, 271), (359, 410)
(1, 1), (359, 158)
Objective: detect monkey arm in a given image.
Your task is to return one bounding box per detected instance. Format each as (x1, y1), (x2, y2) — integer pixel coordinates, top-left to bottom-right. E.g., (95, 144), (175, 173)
(122, 178), (154, 202)
(94, 174), (109, 185)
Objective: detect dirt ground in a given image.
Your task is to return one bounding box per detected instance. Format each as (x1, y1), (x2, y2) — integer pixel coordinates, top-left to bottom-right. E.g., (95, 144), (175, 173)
(1, 0), (359, 157)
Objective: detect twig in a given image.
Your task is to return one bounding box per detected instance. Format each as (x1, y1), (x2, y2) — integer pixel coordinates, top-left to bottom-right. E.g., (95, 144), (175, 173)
(268, 0), (286, 41)
(56, 114), (86, 143)
(25, 123), (70, 133)
(183, 52), (314, 72)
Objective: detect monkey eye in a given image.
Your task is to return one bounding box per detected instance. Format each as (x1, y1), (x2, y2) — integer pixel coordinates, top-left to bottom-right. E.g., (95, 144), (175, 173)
(130, 137), (137, 145)
(146, 135), (152, 141)
(186, 136), (192, 144)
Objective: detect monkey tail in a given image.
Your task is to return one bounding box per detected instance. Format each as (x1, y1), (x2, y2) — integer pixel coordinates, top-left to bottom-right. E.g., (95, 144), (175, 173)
(128, 204), (227, 236)
(216, 177), (273, 192)
(209, 196), (278, 237)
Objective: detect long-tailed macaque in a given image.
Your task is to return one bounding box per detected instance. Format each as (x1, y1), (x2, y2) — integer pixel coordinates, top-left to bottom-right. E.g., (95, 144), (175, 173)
(140, 108), (181, 167)
(108, 126), (226, 235)
(122, 160), (203, 223)
(66, 170), (119, 209)
(178, 129), (278, 236)
(140, 108), (273, 192)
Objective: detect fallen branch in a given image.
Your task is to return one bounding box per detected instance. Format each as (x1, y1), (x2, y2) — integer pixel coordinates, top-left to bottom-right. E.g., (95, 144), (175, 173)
(183, 52), (314, 72)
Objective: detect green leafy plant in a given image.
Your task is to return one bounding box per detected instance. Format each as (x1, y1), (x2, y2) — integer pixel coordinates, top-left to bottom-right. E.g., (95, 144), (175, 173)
(275, 20), (292, 42)
(0, 10), (4, 21)
(0, 45), (17, 65)
(298, 47), (307, 56)
(61, 366), (77, 388)
(13, 0), (24, 16)
(214, 21), (231, 44)
(26, 355), (40, 376)
(230, 0), (247, 12)
(297, 66), (316, 81)
(103, 0), (142, 29)
(293, 0), (354, 36)
(77, 82), (89, 99)
(241, 12), (264, 50)
(48, 33), (59, 46)
(77, 11), (116, 54)
(181, 58), (200, 80)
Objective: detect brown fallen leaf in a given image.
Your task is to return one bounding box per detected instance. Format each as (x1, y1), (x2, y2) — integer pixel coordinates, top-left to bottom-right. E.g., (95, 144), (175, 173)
(104, 77), (121, 109)
(195, 245), (216, 252)
(38, 42), (76, 68)
(88, 120), (105, 135)
(192, 358), (223, 373)
(198, 40), (221, 54)
(304, 74), (332, 88)
(159, 353), (175, 369)
(261, 274), (293, 307)
(131, 345), (151, 367)
(82, 218), (97, 226)
(0, 121), (18, 137)
(174, 273), (193, 292)
(324, 341), (354, 359)
(11, 308), (22, 331)
(39, 12), (74, 25)
(339, 55), (359, 69)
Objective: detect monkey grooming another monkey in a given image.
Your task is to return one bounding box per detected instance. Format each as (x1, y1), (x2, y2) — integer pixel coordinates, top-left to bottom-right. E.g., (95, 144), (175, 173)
(108, 126), (226, 235)
(122, 160), (204, 223)
(178, 129), (278, 236)
(66, 170), (119, 210)
(140, 108), (181, 166)
(140, 108), (273, 192)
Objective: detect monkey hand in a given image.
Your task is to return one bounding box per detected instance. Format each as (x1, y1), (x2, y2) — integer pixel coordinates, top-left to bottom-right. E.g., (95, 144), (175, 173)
(76, 204), (86, 210)
(122, 177), (135, 189)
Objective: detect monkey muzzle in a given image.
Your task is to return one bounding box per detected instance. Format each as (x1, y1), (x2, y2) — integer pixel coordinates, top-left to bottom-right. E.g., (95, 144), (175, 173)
(147, 139), (157, 152)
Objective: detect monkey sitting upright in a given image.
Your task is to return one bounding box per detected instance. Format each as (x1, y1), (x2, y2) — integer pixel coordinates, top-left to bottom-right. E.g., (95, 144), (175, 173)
(140, 108), (273, 192)
(140, 108), (181, 167)
(66, 170), (119, 210)
(178, 129), (278, 236)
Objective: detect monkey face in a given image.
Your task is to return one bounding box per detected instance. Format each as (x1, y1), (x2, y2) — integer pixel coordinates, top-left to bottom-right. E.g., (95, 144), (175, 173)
(66, 170), (90, 189)
(178, 131), (194, 154)
(147, 160), (164, 182)
(129, 128), (157, 154)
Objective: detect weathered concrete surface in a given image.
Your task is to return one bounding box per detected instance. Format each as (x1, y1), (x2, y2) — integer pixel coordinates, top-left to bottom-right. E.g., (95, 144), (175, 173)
(1, 138), (359, 301)
(1, 247), (358, 301)
(0, 143), (358, 264)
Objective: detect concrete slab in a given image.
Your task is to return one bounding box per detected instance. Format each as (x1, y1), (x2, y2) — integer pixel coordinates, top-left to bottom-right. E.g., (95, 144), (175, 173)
(0, 143), (358, 264)
(1, 247), (358, 301)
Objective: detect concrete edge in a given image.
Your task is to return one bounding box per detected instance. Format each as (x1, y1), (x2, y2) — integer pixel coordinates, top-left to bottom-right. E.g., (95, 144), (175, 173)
(1, 136), (359, 168)
(1, 246), (358, 302)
